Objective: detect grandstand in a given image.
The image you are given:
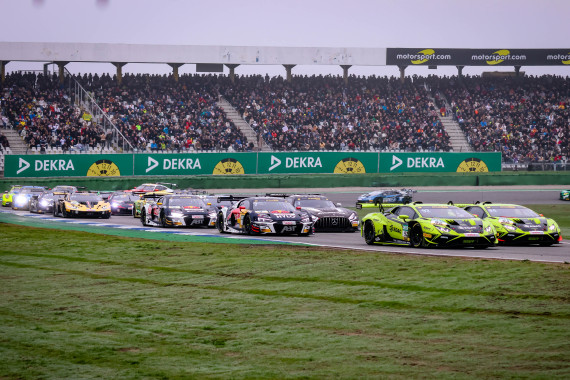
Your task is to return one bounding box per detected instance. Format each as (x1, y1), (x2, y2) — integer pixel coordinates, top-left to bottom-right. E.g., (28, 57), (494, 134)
(1, 43), (569, 172)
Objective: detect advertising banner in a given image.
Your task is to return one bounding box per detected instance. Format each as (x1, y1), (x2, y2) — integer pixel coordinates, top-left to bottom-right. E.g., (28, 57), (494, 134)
(3, 152), (502, 178)
(386, 48), (570, 66)
(379, 152), (502, 173)
(4, 154), (134, 178)
(133, 152), (258, 176)
(257, 152), (378, 174)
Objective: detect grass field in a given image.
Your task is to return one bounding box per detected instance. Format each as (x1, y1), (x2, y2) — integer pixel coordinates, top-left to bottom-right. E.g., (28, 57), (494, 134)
(1, 220), (569, 379)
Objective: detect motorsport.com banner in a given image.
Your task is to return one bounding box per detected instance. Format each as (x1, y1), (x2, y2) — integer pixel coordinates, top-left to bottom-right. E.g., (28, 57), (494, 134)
(386, 48), (570, 66)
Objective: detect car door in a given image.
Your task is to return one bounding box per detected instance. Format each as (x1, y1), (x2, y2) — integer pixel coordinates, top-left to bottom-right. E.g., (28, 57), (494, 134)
(386, 206), (416, 240)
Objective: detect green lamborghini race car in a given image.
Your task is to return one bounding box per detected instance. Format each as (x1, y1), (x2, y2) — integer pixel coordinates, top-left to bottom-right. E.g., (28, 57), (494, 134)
(360, 201), (497, 249)
(460, 202), (562, 246)
(561, 190), (570, 201)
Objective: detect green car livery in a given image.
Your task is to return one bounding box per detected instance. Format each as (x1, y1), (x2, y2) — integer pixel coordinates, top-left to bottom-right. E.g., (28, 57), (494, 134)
(561, 190), (570, 201)
(460, 202), (562, 246)
(360, 202), (497, 248)
(2, 185), (23, 207)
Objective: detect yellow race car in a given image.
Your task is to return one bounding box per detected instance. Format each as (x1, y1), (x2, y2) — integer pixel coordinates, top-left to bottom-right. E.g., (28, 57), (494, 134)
(53, 192), (111, 218)
(2, 185), (23, 207)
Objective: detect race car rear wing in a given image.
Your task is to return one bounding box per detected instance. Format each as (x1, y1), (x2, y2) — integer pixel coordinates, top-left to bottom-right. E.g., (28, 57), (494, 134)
(216, 195), (248, 204)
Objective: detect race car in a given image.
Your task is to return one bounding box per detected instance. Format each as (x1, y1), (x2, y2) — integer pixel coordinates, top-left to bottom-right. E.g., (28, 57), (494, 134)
(140, 194), (217, 228)
(53, 192), (111, 218)
(11, 186), (47, 210)
(51, 185), (80, 193)
(561, 190), (570, 201)
(360, 200), (497, 249)
(282, 193), (359, 232)
(132, 182), (177, 195)
(356, 188), (416, 206)
(216, 196), (313, 236)
(132, 190), (172, 218)
(2, 185), (22, 207)
(461, 202), (562, 246)
(29, 191), (68, 214)
(107, 192), (139, 215)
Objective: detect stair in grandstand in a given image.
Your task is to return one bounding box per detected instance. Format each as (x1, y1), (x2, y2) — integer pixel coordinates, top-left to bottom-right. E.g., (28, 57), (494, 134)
(1, 126), (28, 155)
(431, 94), (472, 153)
(217, 96), (269, 151)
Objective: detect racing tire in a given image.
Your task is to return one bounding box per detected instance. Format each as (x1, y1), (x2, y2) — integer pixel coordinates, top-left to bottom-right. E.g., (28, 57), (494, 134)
(363, 220), (377, 245)
(216, 212), (226, 233)
(141, 209), (149, 226)
(62, 206), (69, 218)
(410, 223), (427, 248)
(243, 214), (253, 235)
(53, 205), (58, 217)
(160, 211), (168, 228)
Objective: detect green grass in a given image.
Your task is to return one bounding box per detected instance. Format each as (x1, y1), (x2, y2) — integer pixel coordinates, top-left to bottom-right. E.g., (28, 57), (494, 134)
(1, 224), (569, 379)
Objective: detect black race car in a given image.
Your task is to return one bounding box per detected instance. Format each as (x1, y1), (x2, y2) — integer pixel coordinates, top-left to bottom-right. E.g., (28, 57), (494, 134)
(283, 194), (360, 232)
(216, 196), (313, 236)
(141, 194), (218, 228)
(29, 191), (68, 214)
(108, 192), (139, 215)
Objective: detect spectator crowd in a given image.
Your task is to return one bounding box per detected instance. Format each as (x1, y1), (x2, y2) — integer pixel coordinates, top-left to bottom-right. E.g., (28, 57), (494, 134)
(1, 70), (568, 164)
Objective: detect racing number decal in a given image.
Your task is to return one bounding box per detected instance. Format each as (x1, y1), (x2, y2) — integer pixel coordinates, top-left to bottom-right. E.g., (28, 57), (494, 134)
(456, 157), (489, 173)
(87, 159), (121, 176)
(213, 158), (245, 175)
(334, 157), (366, 174)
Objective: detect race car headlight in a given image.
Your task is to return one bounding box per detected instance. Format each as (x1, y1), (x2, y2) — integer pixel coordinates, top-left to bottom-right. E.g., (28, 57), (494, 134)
(548, 224), (556, 231)
(301, 216), (311, 223)
(170, 212), (184, 218)
(435, 226), (451, 233)
(39, 200), (49, 207)
(503, 224), (517, 231)
(209, 212), (217, 219)
(431, 219), (446, 226)
(111, 202), (120, 208)
(485, 225), (494, 233)
(348, 212), (358, 221)
(15, 195), (27, 204)
(68, 201), (79, 209)
(498, 217), (513, 225)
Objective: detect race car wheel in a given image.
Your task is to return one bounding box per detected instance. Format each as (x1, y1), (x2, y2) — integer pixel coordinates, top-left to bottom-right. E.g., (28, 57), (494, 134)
(53, 205), (58, 217)
(102, 212), (111, 219)
(216, 212), (226, 233)
(363, 220), (377, 245)
(62, 207), (69, 218)
(141, 209), (148, 226)
(243, 215), (253, 235)
(410, 223), (427, 248)
(160, 211), (168, 228)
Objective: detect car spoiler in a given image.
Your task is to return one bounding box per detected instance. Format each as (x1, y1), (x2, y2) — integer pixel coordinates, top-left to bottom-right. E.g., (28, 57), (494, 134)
(216, 195), (248, 203)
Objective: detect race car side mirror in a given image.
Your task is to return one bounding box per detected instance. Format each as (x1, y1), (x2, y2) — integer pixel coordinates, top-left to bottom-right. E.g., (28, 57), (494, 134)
(296, 206), (301, 210)
(157, 202), (162, 205)
(398, 214), (409, 220)
(335, 203), (342, 207)
(239, 206), (246, 210)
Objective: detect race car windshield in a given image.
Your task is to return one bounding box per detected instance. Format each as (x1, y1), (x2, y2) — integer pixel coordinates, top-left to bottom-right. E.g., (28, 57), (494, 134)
(70, 194), (103, 202)
(169, 198), (206, 207)
(21, 188), (44, 194)
(253, 201), (295, 212)
(486, 206), (540, 218)
(295, 199), (335, 208)
(417, 207), (475, 219)
(112, 194), (138, 201)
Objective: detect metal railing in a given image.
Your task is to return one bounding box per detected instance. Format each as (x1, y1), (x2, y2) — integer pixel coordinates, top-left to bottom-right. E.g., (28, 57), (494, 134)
(67, 70), (134, 152)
